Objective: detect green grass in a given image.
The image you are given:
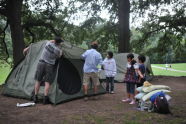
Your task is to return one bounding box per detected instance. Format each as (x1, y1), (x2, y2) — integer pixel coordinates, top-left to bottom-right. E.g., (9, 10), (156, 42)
(0, 63), (11, 85)
(151, 63), (186, 76)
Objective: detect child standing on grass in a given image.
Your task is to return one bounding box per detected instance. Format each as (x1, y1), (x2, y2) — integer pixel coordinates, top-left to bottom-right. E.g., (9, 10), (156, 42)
(122, 53), (144, 104)
(136, 55), (146, 88)
(102, 51), (117, 94)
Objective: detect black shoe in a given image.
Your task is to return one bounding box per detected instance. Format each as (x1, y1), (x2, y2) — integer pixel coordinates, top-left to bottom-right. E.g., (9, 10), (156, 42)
(33, 95), (38, 103)
(43, 96), (50, 104)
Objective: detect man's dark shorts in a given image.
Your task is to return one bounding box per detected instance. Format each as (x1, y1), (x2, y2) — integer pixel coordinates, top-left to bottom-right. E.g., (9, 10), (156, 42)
(34, 61), (55, 84)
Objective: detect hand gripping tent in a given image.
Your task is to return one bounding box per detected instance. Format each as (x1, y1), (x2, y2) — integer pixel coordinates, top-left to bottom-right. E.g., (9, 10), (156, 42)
(2, 41), (106, 104)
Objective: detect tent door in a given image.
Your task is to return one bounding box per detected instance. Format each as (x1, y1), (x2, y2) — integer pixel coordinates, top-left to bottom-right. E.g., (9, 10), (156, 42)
(57, 57), (82, 95)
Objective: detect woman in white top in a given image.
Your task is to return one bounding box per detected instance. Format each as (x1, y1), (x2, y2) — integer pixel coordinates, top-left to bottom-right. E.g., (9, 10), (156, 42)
(102, 51), (117, 94)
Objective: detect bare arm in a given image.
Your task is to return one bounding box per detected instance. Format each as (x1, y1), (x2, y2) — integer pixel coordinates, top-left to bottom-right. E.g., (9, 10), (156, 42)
(50, 40), (55, 43)
(136, 69), (144, 79)
(23, 47), (29, 56)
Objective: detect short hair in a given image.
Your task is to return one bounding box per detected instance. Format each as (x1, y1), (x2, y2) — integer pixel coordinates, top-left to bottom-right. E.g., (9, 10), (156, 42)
(127, 53), (134, 59)
(91, 41), (98, 49)
(138, 55), (146, 63)
(107, 51), (113, 58)
(54, 36), (64, 43)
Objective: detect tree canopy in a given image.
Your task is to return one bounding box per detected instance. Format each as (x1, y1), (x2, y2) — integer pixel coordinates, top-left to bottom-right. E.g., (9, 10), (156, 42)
(0, 0), (185, 65)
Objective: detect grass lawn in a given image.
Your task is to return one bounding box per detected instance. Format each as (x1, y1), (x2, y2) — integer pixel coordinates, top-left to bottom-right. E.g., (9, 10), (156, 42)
(151, 63), (186, 76)
(0, 64), (11, 85)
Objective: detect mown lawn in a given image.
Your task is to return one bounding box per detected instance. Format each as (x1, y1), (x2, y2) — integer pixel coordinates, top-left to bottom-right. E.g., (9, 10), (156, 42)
(151, 63), (186, 76)
(0, 64), (11, 85)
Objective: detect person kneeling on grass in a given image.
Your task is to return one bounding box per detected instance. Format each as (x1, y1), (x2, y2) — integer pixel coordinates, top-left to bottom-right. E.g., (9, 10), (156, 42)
(24, 36), (64, 104)
(122, 53), (144, 105)
(102, 51), (117, 94)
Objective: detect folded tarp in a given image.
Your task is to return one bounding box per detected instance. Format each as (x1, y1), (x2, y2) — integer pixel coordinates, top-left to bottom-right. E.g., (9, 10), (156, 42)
(142, 89), (171, 101)
(142, 85), (171, 93)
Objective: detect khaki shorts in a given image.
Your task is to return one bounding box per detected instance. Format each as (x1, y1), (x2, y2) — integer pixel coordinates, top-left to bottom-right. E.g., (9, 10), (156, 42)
(83, 72), (100, 86)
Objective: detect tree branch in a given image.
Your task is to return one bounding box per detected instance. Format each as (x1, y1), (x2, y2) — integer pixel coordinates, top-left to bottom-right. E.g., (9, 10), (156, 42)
(159, 17), (186, 27)
(25, 27), (35, 43)
(22, 20), (60, 36)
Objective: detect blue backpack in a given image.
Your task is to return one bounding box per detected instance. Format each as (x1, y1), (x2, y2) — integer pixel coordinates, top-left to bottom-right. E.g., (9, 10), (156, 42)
(150, 92), (171, 114)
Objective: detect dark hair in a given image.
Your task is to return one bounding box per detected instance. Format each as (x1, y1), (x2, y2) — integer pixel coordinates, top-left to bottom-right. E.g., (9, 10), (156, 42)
(138, 55), (146, 63)
(131, 59), (136, 69)
(55, 36), (64, 43)
(127, 53), (134, 59)
(91, 44), (98, 49)
(107, 51), (113, 58)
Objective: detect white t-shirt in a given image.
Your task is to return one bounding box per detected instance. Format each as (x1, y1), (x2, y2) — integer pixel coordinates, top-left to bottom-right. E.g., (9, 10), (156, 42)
(102, 58), (117, 77)
(126, 63), (139, 69)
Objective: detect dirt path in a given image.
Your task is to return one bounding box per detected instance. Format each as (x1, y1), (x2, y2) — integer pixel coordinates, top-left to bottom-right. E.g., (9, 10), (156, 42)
(0, 76), (186, 124)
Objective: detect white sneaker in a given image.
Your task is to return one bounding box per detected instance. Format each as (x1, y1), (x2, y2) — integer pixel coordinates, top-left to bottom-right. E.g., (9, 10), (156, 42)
(110, 91), (114, 94)
(122, 98), (131, 102)
(129, 100), (135, 105)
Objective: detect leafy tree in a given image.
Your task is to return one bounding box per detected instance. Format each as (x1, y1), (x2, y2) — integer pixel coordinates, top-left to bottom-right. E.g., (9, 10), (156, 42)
(0, 0), (24, 66)
(69, 0), (130, 52)
(130, 0), (186, 63)
(0, 0), (70, 66)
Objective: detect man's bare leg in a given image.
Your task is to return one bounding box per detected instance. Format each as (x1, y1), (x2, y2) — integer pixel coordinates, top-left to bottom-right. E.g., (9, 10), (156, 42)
(93, 85), (98, 100)
(44, 82), (50, 96)
(94, 85), (98, 94)
(34, 81), (40, 95)
(33, 81), (40, 103)
(83, 85), (88, 101)
(43, 82), (50, 104)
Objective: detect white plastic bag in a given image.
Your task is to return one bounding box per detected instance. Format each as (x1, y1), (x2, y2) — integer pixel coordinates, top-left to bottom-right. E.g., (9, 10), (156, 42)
(16, 102), (35, 107)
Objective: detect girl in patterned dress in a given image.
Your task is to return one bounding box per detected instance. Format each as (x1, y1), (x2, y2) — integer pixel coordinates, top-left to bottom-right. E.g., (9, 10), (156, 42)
(122, 53), (144, 104)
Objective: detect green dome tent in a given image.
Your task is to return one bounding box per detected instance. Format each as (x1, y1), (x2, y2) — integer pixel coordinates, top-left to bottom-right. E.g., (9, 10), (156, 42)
(2, 41), (106, 104)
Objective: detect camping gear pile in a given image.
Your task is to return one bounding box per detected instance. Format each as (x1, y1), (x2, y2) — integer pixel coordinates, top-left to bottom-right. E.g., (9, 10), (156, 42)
(135, 81), (172, 114)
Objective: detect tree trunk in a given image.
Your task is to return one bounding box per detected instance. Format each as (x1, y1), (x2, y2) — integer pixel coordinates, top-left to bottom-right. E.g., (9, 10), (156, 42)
(118, 0), (130, 53)
(7, 0), (24, 66)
